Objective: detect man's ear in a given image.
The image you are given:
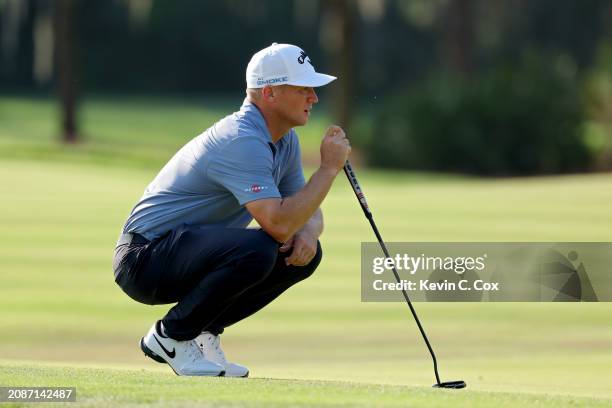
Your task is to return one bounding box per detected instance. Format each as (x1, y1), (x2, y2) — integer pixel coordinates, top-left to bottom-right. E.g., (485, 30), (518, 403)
(262, 86), (275, 102)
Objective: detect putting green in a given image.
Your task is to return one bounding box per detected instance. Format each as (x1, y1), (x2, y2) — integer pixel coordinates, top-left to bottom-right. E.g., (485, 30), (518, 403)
(1, 159), (611, 407)
(1, 362), (611, 408)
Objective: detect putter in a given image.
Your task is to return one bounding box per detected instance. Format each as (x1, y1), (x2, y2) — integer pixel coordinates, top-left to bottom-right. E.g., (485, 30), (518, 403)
(343, 160), (466, 390)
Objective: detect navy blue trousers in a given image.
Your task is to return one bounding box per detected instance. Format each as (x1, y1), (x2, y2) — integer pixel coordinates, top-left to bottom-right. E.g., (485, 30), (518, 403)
(114, 224), (322, 341)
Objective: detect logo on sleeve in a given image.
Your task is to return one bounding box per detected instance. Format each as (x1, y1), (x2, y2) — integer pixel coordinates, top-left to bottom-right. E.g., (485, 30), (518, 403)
(244, 184), (269, 193)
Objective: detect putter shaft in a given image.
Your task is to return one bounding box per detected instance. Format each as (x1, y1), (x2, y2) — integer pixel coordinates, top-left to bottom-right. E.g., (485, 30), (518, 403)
(343, 161), (446, 386)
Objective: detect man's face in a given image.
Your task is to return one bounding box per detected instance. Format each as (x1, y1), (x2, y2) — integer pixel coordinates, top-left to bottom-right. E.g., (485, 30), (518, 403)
(273, 85), (319, 127)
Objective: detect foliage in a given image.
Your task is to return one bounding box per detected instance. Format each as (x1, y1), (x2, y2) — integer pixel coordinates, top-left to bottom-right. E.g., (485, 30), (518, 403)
(582, 41), (612, 170)
(368, 55), (592, 175)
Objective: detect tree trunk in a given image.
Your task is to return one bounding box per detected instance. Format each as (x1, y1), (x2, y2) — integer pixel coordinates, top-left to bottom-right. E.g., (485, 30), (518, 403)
(53, 0), (79, 143)
(440, 0), (475, 78)
(15, 0), (37, 87)
(320, 0), (355, 132)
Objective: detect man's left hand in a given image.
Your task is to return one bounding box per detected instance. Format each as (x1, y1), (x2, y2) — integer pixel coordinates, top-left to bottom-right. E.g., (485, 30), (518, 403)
(279, 231), (318, 266)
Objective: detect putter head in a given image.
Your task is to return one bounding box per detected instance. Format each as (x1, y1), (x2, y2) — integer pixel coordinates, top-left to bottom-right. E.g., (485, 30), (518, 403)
(433, 380), (466, 389)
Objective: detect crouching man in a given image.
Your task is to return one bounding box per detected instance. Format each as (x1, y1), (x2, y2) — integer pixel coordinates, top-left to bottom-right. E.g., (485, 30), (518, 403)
(113, 43), (351, 377)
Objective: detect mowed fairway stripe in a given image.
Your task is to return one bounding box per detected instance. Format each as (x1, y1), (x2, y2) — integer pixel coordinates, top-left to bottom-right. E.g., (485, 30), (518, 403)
(1, 160), (611, 404)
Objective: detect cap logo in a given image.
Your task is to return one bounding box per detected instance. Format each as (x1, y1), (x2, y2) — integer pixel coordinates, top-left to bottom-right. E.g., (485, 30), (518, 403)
(256, 76), (288, 86)
(297, 51), (310, 65)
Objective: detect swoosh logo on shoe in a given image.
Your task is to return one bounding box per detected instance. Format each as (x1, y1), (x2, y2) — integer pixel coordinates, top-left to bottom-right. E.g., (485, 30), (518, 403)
(153, 334), (176, 359)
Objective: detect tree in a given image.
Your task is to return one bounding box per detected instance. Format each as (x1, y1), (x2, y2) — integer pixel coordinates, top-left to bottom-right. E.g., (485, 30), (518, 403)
(439, 0), (475, 78)
(53, 0), (79, 143)
(320, 0), (355, 132)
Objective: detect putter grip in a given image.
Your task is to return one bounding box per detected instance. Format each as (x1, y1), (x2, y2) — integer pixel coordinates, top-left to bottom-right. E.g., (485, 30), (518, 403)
(343, 161), (371, 216)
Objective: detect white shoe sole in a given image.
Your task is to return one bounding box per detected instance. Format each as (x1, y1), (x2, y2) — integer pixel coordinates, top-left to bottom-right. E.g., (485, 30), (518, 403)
(140, 338), (226, 377)
(226, 371), (249, 378)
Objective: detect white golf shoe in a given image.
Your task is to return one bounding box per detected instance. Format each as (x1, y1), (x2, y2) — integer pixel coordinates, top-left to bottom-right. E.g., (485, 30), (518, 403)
(140, 321), (225, 376)
(197, 332), (249, 378)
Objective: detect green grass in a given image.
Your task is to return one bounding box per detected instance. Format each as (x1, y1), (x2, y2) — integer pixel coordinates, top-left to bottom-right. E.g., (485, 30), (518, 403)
(0, 95), (329, 168)
(1, 95), (612, 407)
(2, 362), (610, 408)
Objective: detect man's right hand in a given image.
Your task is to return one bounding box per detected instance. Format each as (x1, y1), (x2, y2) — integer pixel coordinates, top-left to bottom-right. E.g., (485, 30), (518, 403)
(320, 125), (351, 173)
(246, 125), (350, 243)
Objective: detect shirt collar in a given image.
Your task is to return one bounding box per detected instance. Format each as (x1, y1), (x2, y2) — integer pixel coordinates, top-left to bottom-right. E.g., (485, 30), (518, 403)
(240, 98), (289, 146)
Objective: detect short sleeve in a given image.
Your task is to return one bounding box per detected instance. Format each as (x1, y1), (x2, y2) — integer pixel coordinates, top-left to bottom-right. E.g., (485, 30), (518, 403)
(278, 132), (306, 197)
(207, 137), (281, 205)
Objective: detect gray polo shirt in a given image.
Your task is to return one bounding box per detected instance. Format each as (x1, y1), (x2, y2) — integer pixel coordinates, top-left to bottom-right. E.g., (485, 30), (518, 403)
(122, 99), (306, 240)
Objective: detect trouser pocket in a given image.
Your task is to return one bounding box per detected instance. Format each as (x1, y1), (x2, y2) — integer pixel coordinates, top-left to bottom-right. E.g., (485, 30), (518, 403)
(114, 244), (159, 305)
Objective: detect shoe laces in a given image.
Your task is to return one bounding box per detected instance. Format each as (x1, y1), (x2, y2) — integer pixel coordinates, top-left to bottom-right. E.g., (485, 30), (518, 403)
(199, 333), (226, 363)
(187, 339), (204, 363)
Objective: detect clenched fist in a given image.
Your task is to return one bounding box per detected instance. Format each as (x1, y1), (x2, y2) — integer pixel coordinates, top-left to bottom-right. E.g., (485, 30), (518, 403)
(320, 125), (351, 172)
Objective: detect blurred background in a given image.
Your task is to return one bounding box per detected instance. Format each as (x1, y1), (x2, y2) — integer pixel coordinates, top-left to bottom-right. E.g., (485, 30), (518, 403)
(2, 0), (612, 174)
(1, 0), (612, 400)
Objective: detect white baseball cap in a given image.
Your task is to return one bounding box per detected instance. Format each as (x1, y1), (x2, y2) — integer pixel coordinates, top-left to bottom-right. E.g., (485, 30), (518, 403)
(246, 43), (336, 88)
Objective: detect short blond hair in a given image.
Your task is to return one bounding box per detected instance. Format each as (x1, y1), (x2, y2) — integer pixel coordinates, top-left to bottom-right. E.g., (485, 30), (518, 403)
(247, 85), (291, 102)
(246, 88), (262, 102)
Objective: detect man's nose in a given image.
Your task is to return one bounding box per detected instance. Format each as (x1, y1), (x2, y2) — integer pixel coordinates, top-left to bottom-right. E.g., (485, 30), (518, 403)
(308, 88), (318, 104)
